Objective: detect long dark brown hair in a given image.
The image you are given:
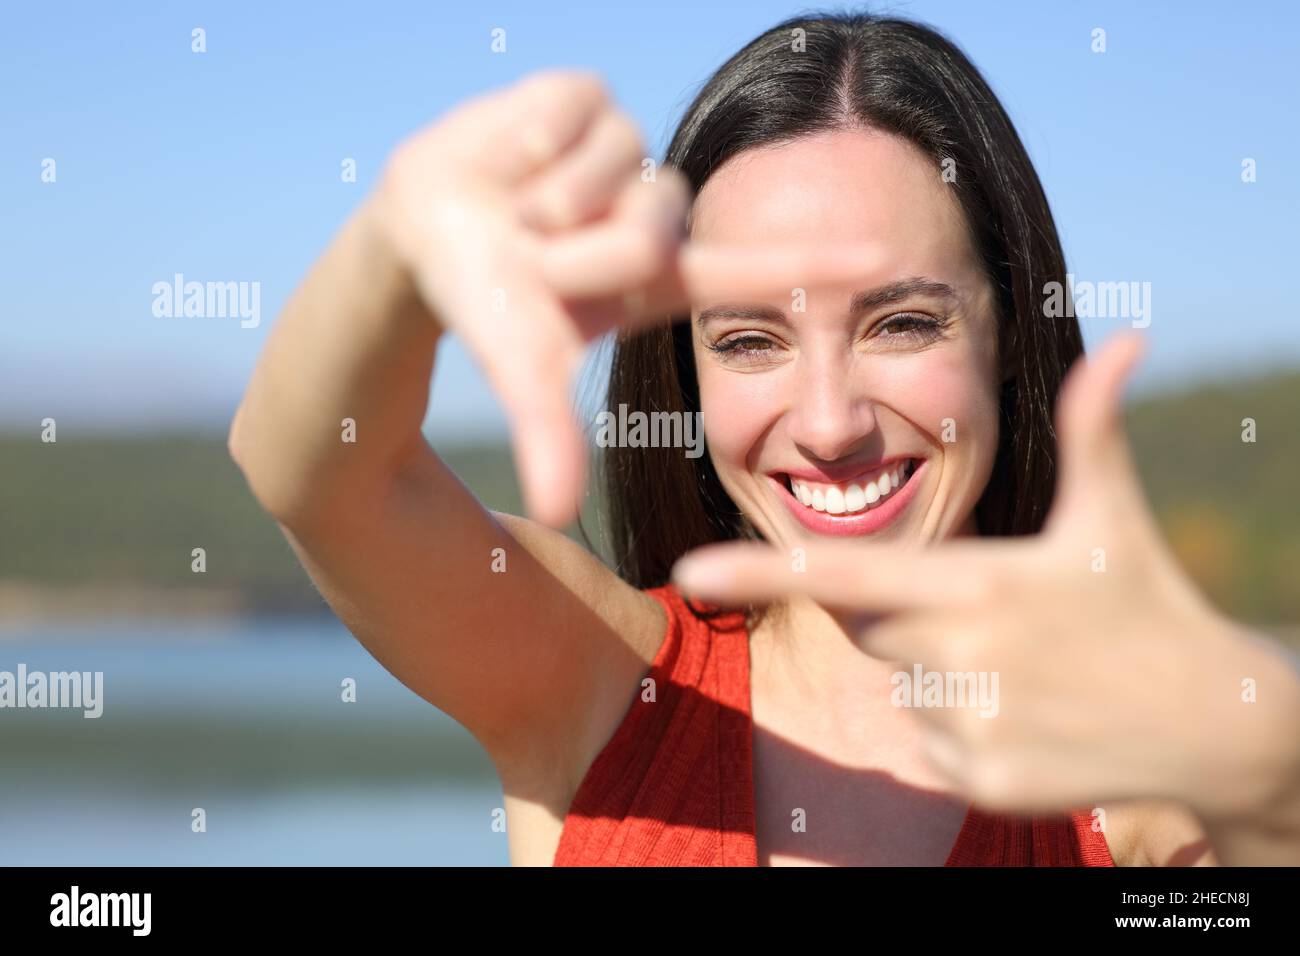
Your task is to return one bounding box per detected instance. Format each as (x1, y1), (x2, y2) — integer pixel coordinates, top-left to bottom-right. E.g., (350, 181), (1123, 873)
(601, 10), (1083, 590)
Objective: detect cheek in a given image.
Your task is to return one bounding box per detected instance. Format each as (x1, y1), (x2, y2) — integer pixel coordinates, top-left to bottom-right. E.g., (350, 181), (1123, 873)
(880, 347), (1000, 453)
(696, 362), (780, 477)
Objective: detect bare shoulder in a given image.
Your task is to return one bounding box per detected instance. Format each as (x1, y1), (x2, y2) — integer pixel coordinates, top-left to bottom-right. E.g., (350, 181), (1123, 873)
(490, 511), (665, 650)
(1105, 799), (1218, 867)
(487, 511), (668, 795)
(487, 512), (672, 867)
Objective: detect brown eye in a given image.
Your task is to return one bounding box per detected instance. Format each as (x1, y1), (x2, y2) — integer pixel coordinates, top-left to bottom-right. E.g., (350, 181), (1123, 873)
(706, 334), (779, 361)
(877, 313), (948, 344)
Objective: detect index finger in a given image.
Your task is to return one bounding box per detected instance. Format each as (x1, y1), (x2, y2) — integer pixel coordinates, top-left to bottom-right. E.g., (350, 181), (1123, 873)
(559, 239), (896, 339)
(662, 240), (891, 311)
(670, 539), (1019, 613)
(445, 70), (610, 184)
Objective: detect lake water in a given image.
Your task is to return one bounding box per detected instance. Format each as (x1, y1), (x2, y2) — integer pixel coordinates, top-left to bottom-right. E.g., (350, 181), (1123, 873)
(0, 616), (511, 865)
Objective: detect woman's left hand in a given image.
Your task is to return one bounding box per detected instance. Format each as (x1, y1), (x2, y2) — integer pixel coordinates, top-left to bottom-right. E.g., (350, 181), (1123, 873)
(672, 332), (1300, 827)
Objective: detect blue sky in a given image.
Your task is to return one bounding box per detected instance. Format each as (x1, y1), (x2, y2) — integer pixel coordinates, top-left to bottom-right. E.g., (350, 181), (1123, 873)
(2, 0), (1297, 438)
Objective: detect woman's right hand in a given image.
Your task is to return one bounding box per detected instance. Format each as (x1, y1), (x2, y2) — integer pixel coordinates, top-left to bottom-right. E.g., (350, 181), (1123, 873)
(368, 69), (877, 528)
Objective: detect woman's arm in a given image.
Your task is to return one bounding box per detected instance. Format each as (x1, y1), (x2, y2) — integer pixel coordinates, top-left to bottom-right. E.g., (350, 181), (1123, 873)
(228, 69), (867, 793)
(228, 199), (656, 783)
(228, 197), (433, 527)
(228, 72), (678, 791)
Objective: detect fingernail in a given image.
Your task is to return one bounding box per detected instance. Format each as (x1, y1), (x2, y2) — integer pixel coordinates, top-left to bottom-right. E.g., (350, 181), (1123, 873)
(672, 556), (728, 593)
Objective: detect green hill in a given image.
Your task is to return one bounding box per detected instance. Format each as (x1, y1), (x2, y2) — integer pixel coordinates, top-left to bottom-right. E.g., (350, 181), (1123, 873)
(0, 437), (531, 615)
(1126, 369), (1300, 624)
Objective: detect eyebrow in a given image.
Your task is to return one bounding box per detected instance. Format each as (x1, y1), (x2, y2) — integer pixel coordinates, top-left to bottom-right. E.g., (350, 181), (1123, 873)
(696, 276), (960, 325)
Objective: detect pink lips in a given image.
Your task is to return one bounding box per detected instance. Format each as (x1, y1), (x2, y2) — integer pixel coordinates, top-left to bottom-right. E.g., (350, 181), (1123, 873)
(781, 455), (914, 485)
(771, 459), (925, 536)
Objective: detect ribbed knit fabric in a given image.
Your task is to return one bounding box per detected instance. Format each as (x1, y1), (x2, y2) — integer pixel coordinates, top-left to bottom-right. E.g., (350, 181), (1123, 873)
(553, 583), (1116, 867)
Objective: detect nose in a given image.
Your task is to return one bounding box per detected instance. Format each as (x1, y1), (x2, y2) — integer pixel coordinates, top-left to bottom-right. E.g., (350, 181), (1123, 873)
(785, 353), (879, 463)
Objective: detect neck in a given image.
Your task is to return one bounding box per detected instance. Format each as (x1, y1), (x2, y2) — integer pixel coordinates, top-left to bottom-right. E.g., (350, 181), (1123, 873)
(751, 597), (907, 722)
(746, 512), (982, 751)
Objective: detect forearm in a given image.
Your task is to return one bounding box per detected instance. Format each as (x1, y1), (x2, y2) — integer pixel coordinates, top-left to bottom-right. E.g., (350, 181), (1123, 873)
(229, 196), (442, 524)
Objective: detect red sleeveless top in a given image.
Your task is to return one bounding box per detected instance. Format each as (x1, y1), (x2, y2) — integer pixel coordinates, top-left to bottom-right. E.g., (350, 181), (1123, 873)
(553, 584), (1115, 866)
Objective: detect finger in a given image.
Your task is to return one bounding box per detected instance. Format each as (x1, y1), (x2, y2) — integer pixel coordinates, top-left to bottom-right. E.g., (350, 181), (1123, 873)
(666, 240), (888, 309)
(452, 70), (610, 184)
(498, 343), (589, 528)
(536, 171), (688, 303)
(549, 235), (891, 338)
(851, 610), (952, 667)
(670, 539), (1016, 614)
(467, 275), (590, 528)
(515, 110), (646, 232)
(1048, 331), (1149, 530)
(507, 392), (589, 529)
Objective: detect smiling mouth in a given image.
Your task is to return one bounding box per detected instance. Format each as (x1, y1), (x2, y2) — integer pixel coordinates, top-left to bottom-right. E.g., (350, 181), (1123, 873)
(781, 459), (919, 516)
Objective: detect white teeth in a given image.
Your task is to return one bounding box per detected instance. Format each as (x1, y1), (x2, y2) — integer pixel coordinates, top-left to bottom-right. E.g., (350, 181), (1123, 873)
(843, 483), (866, 512)
(788, 461), (916, 517)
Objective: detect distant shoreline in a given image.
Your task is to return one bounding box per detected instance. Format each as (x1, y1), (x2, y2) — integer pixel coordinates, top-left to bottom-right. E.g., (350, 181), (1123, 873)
(2, 580), (1296, 651)
(0, 581), (330, 629)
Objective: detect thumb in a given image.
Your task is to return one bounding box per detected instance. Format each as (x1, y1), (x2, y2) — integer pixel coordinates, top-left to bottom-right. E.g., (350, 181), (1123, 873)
(488, 314), (590, 530)
(1047, 331), (1149, 532)
(510, 402), (588, 529)
(504, 352), (588, 529)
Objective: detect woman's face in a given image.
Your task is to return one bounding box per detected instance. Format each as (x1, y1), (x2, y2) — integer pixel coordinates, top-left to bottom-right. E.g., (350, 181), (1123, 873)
(690, 128), (1002, 549)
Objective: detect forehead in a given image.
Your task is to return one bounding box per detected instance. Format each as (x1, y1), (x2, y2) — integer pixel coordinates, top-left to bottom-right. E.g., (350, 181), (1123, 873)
(691, 128), (977, 273)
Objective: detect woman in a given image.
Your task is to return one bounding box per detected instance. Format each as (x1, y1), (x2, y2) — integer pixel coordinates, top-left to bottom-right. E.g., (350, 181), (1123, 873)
(228, 12), (1300, 865)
